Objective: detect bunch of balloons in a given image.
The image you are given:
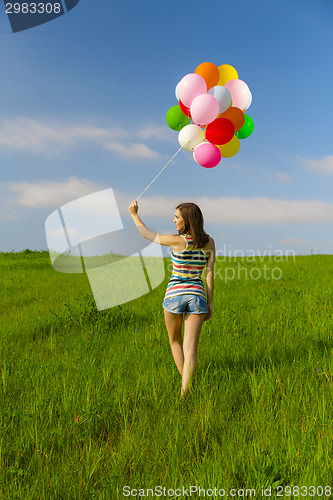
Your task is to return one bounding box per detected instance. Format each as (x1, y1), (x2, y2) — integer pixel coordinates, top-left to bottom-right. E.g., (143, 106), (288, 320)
(166, 62), (254, 168)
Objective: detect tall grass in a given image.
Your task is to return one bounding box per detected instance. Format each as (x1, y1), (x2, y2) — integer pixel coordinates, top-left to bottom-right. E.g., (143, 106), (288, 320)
(0, 250), (332, 499)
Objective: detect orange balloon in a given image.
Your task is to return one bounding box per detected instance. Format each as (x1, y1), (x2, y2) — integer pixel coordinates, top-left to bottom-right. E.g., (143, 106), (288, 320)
(219, 107), (245, 131)
(194, 62), (220, 90)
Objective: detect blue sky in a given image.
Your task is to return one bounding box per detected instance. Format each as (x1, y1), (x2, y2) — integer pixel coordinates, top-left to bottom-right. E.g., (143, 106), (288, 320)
(0, 0), (333, 256)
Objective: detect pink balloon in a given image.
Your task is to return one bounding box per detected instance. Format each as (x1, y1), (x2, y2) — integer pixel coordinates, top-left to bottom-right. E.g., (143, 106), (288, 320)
(190, 94), (219, 127)
(177, 73), (207, 108)
(224, 79), (251, 110)
(193, 142), (221, 168)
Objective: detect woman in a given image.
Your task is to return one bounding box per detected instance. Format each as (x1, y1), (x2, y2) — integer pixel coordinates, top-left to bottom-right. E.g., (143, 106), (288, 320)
(128, 200), (215, 398)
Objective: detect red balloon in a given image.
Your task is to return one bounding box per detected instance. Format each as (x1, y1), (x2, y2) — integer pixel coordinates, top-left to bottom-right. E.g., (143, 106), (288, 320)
(179, 100), (191, 118)
(205, 118), (235, 145)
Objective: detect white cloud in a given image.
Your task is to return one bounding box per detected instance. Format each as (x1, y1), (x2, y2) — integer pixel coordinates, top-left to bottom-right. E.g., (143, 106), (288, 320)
(133, 195), (333, 224)
(103, 141), (160, 159)
(8, 177), (105, 209)
(275, 171), (293, 182)
(299, 155), (333, 175)
(0, 118), (161, 160)
(4, 180), (333, 225)
(138, 125), (174, 141)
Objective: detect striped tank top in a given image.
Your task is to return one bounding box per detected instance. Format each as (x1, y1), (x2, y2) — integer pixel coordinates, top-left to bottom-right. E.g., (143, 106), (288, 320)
(164, 234), (210, 300)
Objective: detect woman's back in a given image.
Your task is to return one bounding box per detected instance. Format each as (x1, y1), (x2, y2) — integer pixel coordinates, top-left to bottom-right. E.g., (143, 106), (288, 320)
(165, 234), (210, 300)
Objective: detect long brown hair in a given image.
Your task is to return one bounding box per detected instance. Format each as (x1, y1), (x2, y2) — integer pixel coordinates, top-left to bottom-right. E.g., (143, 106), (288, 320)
(176, 202), (209, 249)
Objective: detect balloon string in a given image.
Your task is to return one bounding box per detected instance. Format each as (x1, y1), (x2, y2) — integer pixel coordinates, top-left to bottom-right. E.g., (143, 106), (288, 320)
(136, 146), (183, 200)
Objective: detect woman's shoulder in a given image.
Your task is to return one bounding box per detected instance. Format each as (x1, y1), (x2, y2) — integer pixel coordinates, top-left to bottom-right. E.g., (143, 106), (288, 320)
(171, 234), (188, 252)
(176, 234), (215, 253)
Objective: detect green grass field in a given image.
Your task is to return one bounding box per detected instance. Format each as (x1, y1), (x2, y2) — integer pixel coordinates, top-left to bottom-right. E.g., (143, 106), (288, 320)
(1, 250), (333, 499)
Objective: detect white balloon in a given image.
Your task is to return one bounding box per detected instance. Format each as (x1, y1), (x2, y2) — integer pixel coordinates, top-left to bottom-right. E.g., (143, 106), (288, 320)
(178, 124), (205, 151)
(175, 82), (180, 101)
(208, 86), (232, 114)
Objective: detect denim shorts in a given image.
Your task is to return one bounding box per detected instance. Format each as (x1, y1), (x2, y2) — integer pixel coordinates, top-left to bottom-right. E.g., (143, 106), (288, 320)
(163, 294), (208, 315)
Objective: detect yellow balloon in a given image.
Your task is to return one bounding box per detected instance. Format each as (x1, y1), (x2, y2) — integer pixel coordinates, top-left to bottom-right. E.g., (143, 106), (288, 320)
(218, 135), (240, 158)
(218, 64), (239, 86)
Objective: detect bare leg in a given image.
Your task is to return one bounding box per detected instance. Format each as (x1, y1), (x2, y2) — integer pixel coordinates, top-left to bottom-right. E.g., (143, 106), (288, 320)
(164, 309), (184, 375)
(181, 313), (205, 397)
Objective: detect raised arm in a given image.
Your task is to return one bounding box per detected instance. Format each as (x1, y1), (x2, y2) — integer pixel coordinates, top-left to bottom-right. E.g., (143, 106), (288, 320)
(128, 200), (183, 248)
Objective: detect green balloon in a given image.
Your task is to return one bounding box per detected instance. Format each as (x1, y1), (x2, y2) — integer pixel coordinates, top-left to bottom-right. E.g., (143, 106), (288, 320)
(236, 114), (254, 139)
(166, 105), (190, 131)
